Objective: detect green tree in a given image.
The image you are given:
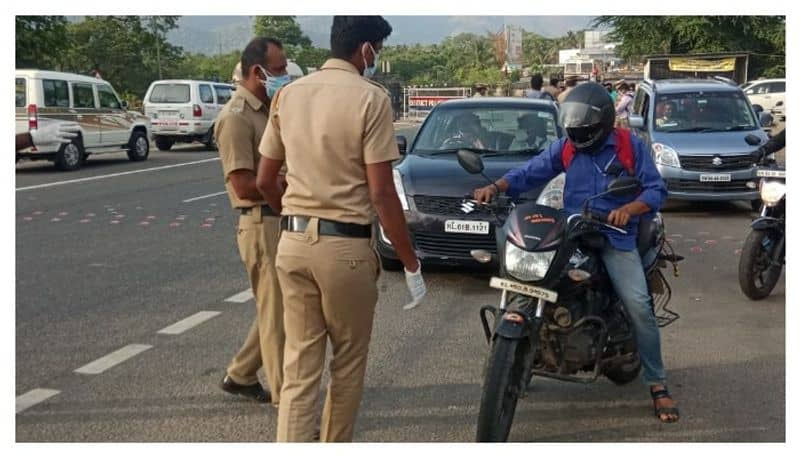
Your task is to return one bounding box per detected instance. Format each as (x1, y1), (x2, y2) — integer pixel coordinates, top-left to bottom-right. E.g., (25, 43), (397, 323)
(16, 16), (69, 69)
(293, 47), (329, 73)
(253, 16), (312, 48)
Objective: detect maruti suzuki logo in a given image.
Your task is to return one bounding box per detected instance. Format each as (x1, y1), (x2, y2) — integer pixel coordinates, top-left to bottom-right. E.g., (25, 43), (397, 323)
(712, 156), (723, 166)
(461, 201), (476, 214)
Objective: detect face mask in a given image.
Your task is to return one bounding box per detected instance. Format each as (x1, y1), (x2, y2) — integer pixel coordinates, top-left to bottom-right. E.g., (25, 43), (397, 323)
(362, 43), (380, 78)
(256, 66), (290, 98)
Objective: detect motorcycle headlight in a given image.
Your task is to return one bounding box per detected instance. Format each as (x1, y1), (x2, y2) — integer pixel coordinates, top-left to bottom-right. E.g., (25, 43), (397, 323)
(393, 168), (410, 211)
(505, 242), (555, 282)
(760, 180), (786, 206)
(652, 143), (681, 168)
(536, 173), (565, 209)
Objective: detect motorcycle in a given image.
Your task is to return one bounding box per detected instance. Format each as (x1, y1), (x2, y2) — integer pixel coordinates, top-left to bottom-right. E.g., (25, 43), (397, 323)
(738, 164), (785, 300)
(455, 150), (682, 442)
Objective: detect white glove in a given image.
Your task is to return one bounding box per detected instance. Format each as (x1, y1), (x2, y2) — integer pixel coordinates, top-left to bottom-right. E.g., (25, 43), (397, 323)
(403, 260), (427, 310)
(30, 122), (80, 146)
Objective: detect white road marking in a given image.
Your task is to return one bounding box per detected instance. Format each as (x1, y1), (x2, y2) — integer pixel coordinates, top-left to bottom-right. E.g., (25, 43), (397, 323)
(225, 289), (254, 303)
(74, 344), (153, 375)
(157, 311), (222, 335)
(16, 388), (60, 414)
(182, 191), (227, 203)
(15, 158), (220, 192)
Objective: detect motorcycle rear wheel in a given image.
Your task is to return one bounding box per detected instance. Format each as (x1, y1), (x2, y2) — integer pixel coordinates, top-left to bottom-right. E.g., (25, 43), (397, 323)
(476, 337), (527, 442)
(738, 230), (782, 300)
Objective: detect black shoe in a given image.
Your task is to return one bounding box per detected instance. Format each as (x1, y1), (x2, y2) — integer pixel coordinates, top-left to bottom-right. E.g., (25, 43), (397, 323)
(219, 375), (271, 403)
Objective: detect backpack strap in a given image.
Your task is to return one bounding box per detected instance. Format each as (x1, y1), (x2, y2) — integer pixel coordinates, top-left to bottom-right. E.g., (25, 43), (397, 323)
(561, 128), (636, 176)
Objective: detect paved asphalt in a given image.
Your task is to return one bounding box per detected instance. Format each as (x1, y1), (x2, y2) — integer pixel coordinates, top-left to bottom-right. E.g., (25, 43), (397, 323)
(15, 129), (784, 442)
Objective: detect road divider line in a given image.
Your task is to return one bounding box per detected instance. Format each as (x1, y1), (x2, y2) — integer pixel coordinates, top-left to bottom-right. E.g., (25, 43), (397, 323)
(182, 191), (227, 203)
(74, 344), (153, 375)
(157, 311), (222, 335)
(16, 158), (220, 192)
(16, 388), (61, 414)
(225, 289), (254, 303)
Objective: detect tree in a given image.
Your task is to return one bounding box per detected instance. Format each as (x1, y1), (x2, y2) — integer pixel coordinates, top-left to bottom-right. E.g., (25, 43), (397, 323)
(16, 16), (69, 69)
(145, 16), (181, 79)
(253, 16), (312, 48)
(293, 47), (329, 73)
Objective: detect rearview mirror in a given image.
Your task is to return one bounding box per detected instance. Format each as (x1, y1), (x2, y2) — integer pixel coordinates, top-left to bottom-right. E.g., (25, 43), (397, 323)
(607, 176), (641, 197)
(628, 114), (645, 129)
(457, 149), (484, 175)
(752, 104), (764, 114)
(396, 135), (407, 155)
(759, 112), (774, 128)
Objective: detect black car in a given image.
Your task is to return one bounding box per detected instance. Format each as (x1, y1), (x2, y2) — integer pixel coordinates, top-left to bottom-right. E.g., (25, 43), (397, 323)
(379, 97), (564, 269)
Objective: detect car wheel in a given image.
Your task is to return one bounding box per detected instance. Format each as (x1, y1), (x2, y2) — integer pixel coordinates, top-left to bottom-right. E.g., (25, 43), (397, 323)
(155, 137), (174, 151)
(127, 131), (150, 162)
(54, 138), (84, 171)
(203, 127), (217, 150)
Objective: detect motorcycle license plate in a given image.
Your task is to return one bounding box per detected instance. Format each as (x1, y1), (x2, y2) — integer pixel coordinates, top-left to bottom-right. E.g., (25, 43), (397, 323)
(757, 169), (786, 178)
(699, 173), (731, 182)
(489, 277), (558, 303)
(445, 220), (489, 235)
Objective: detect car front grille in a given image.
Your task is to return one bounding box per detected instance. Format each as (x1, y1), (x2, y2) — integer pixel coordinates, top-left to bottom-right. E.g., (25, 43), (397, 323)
(414, 231), (497, 258)
(665, 178), (751, 193)
(679, 154), (754, 172)
(413, 195), (493, 219)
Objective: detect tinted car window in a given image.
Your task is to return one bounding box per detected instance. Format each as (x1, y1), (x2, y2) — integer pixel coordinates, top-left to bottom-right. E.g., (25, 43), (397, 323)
(98, 85), (121, 109)
(43, 79), (69, 107)
(414, 107), (560, 153)
(16, 78), (25, 107)
(149, 84), (191, 103)
(769, 82), (785, 93)
(653, 91), (757, 132)
(72, 83), (96, 108)
(214, 85), (232, 104)
(199, 84), (214, 103)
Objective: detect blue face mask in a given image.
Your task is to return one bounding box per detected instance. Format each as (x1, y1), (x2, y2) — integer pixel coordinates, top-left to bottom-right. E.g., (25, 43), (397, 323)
(266, 74), (291, 98)
(362, 43), (380, 78)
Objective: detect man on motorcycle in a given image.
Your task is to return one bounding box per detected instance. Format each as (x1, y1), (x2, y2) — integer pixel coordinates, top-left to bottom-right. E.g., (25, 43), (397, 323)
(473, 82), (679, 423)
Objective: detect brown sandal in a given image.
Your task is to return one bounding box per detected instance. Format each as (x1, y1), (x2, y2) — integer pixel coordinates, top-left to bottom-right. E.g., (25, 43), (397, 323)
(650, 387), (680, 423)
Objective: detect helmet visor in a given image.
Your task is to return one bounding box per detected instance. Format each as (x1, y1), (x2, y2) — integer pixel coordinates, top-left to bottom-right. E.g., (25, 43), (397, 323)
(559, 101), (604, 129)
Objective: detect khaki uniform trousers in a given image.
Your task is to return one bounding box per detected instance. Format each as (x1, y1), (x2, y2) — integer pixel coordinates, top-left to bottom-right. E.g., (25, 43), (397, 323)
(226, 206), (285, 406)
(275, 217), (380, 442)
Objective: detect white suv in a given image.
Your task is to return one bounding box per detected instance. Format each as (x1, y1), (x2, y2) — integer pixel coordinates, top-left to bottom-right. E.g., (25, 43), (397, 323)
(742, 78), (785, 118)
(143, 80), (233, 151)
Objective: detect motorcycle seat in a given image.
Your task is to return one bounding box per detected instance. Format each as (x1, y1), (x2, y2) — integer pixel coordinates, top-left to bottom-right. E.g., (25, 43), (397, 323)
(637, 216), (660, 258)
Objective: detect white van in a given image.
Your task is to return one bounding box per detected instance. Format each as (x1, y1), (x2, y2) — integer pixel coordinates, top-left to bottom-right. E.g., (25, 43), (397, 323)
(143, 80), (233, 151)
(15, 70), (152, 171)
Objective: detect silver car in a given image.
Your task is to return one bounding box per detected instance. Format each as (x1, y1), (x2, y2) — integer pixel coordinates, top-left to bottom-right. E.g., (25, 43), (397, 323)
(628, 79), (773, 209)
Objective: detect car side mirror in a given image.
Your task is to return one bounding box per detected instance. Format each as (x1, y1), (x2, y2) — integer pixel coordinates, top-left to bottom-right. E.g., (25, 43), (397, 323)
(745, 134), (762, 146)
(752, 104), (764, 114)
(457, 149), (484, 174)
(121, 100), (128, 110)
(396, 135), (407, 155)
(759, 112), (774, 128)
(607, 176), (641, 197)
(628, 114), (645, 129)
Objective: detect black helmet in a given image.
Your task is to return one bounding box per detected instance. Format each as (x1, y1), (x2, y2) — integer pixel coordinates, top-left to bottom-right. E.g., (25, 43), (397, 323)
(559, 82), (615, 153)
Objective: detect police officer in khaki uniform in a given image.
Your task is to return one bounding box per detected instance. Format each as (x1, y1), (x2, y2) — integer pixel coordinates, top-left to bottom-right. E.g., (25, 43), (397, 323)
(256, 16), (427, 442)
(216, 37), (290, 406)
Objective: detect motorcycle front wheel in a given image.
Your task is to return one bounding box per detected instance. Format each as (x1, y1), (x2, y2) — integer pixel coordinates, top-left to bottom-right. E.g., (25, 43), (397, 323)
(476, 336), (529, 442)
(738, 230), (783, 300)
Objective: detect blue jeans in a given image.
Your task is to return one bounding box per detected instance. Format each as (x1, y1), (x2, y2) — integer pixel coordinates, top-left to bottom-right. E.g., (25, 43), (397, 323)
(601, 246), (666, 386)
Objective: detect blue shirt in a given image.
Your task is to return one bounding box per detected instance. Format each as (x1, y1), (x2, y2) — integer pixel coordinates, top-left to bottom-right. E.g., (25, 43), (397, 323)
(502, 131), (667, 251)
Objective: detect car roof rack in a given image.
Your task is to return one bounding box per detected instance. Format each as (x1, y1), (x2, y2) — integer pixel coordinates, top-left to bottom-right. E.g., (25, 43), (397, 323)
(710, 75), (737, 86)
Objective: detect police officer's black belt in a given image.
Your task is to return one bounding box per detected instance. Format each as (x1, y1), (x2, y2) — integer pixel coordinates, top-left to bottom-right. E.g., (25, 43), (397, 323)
(240, 205), (278, 217)
(281, 216), (371, 238)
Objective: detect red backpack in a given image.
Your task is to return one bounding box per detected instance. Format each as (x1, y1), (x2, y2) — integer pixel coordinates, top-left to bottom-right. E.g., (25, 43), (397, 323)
(561, 128), (635, 176)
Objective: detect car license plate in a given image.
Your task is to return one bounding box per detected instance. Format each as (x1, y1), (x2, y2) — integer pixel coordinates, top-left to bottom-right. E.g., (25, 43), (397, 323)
(444, 220), (489, 235)
(490, 277), (558, 303)
(699, 173), (732, 182)
(757, 169), (786, 178)
(161, 120), (178, 130)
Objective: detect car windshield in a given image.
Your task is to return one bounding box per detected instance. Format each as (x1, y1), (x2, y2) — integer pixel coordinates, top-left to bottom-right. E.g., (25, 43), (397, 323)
(149, 83), (191, 103)
(413, 106), (560, 154)
(653, 91), (758, 132)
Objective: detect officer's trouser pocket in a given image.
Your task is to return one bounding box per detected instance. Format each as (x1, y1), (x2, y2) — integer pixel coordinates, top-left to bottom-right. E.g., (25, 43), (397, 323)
(237, 215), (262, 268)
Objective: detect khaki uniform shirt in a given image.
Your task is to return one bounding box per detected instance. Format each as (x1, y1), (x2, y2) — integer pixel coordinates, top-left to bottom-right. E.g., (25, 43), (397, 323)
(215, 85), (269, 209)
(258, 58), (400, 225)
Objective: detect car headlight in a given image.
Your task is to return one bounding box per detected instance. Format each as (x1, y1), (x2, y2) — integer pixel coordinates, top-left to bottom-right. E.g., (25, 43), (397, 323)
(505, 242), (555, 282)
(536, 173), (565, 209)
(393, 168), (409, 211)
(652, 143), (681, 168)
(760, 180), (786, 206)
